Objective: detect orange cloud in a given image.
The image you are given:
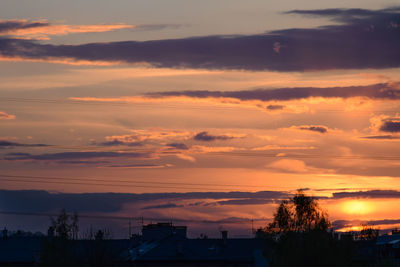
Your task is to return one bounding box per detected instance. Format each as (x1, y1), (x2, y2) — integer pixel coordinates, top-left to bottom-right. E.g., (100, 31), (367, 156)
(252, 145), (315, 151)
(0, 54), (123, 66)
(265, 159), (330, 174)
(106, 129), (192, 143)
(69, 96), (309, 114)
(0, 19), (135, 40)
(369, 114), (400, 135)
(0, 111), (15, 120)
(175, 154), (196, 162)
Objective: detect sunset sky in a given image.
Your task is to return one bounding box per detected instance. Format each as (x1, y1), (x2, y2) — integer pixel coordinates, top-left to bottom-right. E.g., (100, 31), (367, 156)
(1, 0), (400, 237)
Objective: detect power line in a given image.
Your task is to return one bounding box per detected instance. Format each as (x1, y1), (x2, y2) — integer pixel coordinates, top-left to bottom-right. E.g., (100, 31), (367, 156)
(0, 174), (292, 190)
(3, 144), (400, 160)
(0, 97), (398, 113)
(0, 177), (237, 191)
(0, 174), (376, 193)
(0, 210), (270, 224)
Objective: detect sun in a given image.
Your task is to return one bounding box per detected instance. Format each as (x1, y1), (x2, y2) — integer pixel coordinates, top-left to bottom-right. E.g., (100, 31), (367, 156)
(342, 200), (373, 215)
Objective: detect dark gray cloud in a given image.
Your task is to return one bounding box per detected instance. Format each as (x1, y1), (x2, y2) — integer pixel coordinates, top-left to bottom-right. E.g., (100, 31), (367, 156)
(332, 190), (400, 199)
(98, 139), (143, 147)
(0, 20), (48, 34)
(285, 7), (400, 24)
(166, 143), (189, 150)
(58, 160), (109, 165)
(4, 151), (152, 161)
(380, 120), (400, 132)
(297, 125), (328, 134)
(0, 8), (399, 71)
(147, 83), (400, 101)
(141, 203), (184, 210)
(134, 24), (184, 31)
(333, 218), (400, 230)
(0, 189), (289, 214)
(0, 140), (49, 148)
(216, 198), (275, 206)
(194, 131), (234, 142)
(266, 104), (285, 110)
(102, 164), (166, 168)
(361, 135), (400, 139)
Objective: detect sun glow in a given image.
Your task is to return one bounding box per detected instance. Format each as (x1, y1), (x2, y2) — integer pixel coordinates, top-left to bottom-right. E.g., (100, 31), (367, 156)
(342, 200), (373, 215)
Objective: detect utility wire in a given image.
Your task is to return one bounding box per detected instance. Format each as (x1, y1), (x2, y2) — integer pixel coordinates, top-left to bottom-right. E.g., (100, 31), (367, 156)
(0, 210), (270, 224)
(0, 174), (292, 190)
(0, 97), (398, 113)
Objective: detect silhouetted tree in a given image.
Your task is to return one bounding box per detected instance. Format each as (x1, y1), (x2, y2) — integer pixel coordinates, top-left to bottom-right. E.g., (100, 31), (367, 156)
(267, 190), (330, 233)
(50, 208), (79, 240)
(262, 191), (357, 267)
(41, 209), (80, 266)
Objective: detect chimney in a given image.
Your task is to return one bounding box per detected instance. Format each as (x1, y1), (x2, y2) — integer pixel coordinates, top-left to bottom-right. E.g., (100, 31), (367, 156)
(221, 230), (228, 245)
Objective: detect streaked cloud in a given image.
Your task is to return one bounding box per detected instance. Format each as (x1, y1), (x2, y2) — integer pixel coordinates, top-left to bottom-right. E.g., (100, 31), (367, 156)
(0, 189), (289, 213)
(0, 19), (135, 40)
(296, 125), (329, 134)
(97, 139), (143, 147)
(166, 143), (189, 150)
(333, 190), (400, 199)
(252, 145), (315, 151)
(70, 83), (400, 115)
(4, 151), (153, 161)
(147, 83), (400, 101)
(0, 8), (399, 70)
(266, 159), (325, 174)
(193, 131), (238, 142)
(141, 203), (184, 210)
(105, 129), (192, 143)
(0, 140), (49, 148)
(360, 135), (400, 140)
(101, 164), (170, 169)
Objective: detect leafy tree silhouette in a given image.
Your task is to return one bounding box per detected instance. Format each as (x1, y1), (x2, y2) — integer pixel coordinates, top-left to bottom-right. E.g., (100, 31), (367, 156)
(266, 190), (330, 233)
(262, 190), (356, 267)
(41, 209), (79, 266)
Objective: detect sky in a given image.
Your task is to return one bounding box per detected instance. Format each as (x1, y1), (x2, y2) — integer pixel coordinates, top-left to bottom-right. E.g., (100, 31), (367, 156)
(0, 0), (400, 237)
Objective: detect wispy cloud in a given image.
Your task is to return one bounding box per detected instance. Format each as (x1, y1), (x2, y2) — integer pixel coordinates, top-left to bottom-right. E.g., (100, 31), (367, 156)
(296, 125), (329, 134)
(0, 140), (49, 148)
(4, 151), (153, 161)
(0, 19), (135, 40)
(266, 159), (326, 174)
